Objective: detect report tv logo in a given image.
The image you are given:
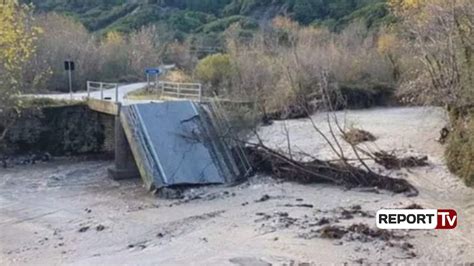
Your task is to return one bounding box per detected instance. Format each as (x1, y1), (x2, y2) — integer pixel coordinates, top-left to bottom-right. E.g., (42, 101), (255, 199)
(376, 209), (457, 229)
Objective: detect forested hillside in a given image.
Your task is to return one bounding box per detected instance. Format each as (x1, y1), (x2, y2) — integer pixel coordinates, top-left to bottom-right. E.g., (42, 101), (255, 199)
(24, 0), (392, 35)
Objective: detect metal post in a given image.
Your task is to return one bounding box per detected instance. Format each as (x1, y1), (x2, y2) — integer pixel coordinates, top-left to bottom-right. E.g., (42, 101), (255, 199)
(147, 74), (150, 88)
(87, 81), (90, 99)
(177, 83), (181, 98)
(100, 83), (104, 100)
(160, 82), (164, 99)
(68, 69), (72, 100)
(198, 84), (202, 102)
(115, 84), (119, 103)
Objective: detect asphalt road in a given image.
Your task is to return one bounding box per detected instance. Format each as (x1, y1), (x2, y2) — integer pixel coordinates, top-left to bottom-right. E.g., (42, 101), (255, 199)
(25, 82), (149, 104)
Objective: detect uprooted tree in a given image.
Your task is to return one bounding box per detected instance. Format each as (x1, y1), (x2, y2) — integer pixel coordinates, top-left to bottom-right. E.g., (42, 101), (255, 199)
(212, 68), (419, 196)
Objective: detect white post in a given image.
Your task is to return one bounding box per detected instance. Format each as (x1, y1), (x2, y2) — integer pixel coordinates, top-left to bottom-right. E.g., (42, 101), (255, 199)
(115, 84), (119, 103)
(68, 69), (73, 100)
(147, 74), (150, 89)
(160, 82), (164, 99)
(177, 83), (181, 98)
(87, 81), (90, 99)
(100, 83), (104, 100)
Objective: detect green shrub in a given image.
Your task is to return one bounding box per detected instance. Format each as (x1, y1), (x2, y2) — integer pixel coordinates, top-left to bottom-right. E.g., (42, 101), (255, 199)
(195, 53), (235, 96)
(198, 16), (257, 33)
(446, 106), (474, 186)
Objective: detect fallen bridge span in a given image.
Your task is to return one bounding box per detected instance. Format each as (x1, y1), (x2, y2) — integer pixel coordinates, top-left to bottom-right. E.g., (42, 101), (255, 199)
(114, 100), (248, 190)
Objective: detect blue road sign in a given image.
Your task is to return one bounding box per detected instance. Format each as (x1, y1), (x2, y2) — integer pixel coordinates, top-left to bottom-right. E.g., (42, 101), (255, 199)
(145, 68), (160, 75)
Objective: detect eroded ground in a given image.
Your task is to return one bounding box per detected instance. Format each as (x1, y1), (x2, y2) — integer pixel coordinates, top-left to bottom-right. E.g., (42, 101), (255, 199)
(1, 107), (473, 265)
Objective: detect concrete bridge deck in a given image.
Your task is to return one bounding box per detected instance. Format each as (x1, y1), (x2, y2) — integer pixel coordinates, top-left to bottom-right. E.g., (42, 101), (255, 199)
(25, 82), (148, 103)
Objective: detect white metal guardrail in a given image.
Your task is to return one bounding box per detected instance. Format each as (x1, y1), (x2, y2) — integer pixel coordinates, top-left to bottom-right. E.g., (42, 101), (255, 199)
(86, 80), (202, 102)
(160, 81), (202, 102)
(86, 81), (119, 102)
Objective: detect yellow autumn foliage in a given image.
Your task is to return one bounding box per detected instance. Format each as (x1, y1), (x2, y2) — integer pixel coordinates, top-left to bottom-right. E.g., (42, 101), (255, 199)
(377, 33), (398, 55)
(104, 31), (125, 46)
(0, 0), (41, 105)
(389, 0), (425, 13)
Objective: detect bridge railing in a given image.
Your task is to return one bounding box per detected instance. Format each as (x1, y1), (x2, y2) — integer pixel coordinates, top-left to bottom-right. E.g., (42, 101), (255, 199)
(160, 81), (202, 102)
(86, 81), (119, 102)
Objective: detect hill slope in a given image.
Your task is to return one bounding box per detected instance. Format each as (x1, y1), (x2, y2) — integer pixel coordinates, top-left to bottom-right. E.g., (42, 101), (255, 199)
(25, 0), (392, 34)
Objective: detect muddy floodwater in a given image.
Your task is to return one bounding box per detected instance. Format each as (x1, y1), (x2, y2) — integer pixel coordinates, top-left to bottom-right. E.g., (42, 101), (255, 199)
(1, 107), (473, 265)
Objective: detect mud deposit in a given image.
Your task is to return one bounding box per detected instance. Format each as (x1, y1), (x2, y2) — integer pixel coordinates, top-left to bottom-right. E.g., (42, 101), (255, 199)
(0, 107), (473, 265)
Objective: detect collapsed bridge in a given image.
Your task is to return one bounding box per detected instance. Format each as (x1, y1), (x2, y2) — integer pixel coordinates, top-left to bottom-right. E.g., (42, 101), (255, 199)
(86, 83), (250, 190)
(120, 101), (246, 190)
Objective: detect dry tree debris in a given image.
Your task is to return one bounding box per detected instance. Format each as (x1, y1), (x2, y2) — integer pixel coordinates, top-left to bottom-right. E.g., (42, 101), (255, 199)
(438, 126), (450, 144)
(245, 145), (418, 196)
(373, 151), (428, 170)
(96, 225), (106, 231)
(342, 128), (377, 145)
(404, 203), (423, 209)
(346, 223), (404, 242)
(78, 226), (89, 233)
(318, 225), (347, 239)
(255, 194), (271, 202)
(338, 205), (374, 219)
(236, 71), (417, 196)
(318, 223), (405, 242)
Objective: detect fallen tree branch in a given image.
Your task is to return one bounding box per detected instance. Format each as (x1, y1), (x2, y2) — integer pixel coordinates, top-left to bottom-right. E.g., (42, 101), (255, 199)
(373, 151), (429, 170)
(244, 143), (419, 196)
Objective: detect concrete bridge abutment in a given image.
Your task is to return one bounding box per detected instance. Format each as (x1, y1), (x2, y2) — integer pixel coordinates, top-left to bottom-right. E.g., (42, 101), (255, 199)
(107, 106), (140, 180)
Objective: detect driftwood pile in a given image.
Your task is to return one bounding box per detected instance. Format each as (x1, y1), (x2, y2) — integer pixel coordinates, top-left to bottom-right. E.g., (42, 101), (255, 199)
(373, 151), (429, 170)
(262, 104), (308, 123)
(245, 145), (418, 196)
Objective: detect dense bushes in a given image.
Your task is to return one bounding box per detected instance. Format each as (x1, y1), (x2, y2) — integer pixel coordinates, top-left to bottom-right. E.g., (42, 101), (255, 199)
(193, 19), (395, 112)
(446, 107), (474, 186)
(389, 0), (474, 185)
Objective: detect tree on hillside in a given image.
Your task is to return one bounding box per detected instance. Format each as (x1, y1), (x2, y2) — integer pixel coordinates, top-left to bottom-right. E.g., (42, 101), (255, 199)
(33, 13), (99, 92)
(128, 26), (164, 77)
(293, 0), (315, 24)
(391, 0), (474, 186)
(390, 0), (473, 105)
(100, 31), (129, 81)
